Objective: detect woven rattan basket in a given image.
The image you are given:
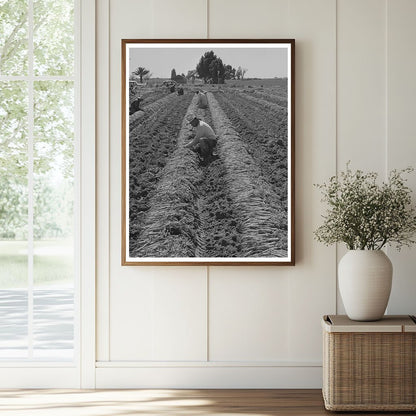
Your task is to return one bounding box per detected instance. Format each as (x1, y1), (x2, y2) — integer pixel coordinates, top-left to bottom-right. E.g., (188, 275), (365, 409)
(322, 315), (416, 411)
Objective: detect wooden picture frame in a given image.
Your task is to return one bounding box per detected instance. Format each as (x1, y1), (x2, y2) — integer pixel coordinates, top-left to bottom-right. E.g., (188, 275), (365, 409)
(122, 39), (295, 265)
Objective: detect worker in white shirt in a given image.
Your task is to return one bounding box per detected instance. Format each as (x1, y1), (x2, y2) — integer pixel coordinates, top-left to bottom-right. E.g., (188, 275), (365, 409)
(184, 114), (218, 165)
(196, 90), (208, 109)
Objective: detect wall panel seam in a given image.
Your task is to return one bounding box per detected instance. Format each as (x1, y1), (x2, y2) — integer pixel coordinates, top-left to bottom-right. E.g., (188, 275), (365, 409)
(80, 0), (96, 389)
(385, 0), (389, 179)
(206, 0), (209, 39)
(206, 266), (210, 362)
(106, 0), (111, 361)
(335, 0), (339, 314)
(96, 0), (111, 363)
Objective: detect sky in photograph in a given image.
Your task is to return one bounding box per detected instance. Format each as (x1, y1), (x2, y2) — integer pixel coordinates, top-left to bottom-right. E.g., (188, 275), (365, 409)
(128, 45), (289, 79)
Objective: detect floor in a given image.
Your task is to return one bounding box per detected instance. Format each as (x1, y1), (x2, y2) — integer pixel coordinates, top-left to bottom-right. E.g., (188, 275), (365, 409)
(0, 389), (413, 416)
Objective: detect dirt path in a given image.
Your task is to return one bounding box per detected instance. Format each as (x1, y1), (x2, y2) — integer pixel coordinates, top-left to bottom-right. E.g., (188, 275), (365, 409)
(193, 106), (244, 258)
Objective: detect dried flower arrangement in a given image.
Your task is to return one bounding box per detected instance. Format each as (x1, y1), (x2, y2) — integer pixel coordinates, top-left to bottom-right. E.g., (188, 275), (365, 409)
(314, 164), (416, 250)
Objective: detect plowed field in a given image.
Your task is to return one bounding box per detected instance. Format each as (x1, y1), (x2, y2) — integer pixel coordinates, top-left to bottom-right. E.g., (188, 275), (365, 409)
(128, 84), (289, 259)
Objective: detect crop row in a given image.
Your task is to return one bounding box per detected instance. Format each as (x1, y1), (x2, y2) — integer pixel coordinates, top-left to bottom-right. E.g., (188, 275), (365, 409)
(128, 88), (288, 258)
(207, 93), (288, 257)
(129, 93), (179, 132)
(219, 89), (286, 134)
(129, 95), (202, 257)
(130, 95), (245, 258)
(213, 90), (288, 203)
(248, 90), (287, 108)
(222, 84), (288, 108)
(234, 91), (288, 113)
(128, 93), (193, 256)
(231, 85), (288, 108)
(191, 106), (244, 257)
(130, 88), (167, 106)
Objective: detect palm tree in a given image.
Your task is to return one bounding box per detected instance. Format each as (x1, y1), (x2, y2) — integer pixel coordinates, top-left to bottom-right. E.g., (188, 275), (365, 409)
(133, 66), (150, 83)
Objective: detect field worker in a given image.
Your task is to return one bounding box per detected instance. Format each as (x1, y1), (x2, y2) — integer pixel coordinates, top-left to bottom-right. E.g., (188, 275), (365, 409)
(184, 114), (218, 165)
(196, 90), (208, 109)
(129, 96), (142, 115)
(177, 86), (184, 96)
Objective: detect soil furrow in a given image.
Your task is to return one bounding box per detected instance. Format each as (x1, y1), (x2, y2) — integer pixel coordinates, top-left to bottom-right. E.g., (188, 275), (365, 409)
(130, 94), (243, 258)
(193, 105), (244, 257)
(236, 91), (288, 112)
(130, 88), (167, 106)
(218, 90), (285, 131)
(213, 91), (288, 203)
(129, 93), (179, 131)
(207, 92), (288, 257)
(233, 84), (288, 107)
(130, 95), (202, 257)
(128, 93), (193, 249)
(128, 84), (289, 259)
(250, 90), (287, 107)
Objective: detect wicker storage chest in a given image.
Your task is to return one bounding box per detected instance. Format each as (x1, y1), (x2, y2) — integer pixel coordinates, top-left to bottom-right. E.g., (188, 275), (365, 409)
(322, 315), (416, 411)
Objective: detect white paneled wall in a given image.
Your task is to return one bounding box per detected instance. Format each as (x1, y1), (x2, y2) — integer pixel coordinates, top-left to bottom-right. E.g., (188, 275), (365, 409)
(96, 0), (416, 388)
(386, 0), (416, 314)
(285, 0), (337, 362)
(209, 0), (290, 37)
(209, 268), (290, 362)
(337, 0), (387, 171)
(335, 0), (388, 313)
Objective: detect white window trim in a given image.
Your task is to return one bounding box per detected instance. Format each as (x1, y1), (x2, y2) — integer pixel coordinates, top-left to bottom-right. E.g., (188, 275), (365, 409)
(79, 0), (96, 389)
(0, 0), (96, 388)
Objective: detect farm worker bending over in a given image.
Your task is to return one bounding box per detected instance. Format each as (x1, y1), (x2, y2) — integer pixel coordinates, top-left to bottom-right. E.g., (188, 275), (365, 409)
(196, 90), (208, 109)
(184, 114), (218, 165)
(129, 96), (142, 115)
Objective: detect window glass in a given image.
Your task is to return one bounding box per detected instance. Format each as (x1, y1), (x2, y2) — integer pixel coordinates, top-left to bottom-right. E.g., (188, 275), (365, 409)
(0, 81), (29, 359)
(0, 0), (28, 75)
(0, 0), (76, 361)
(33, 0), (74, 76)
(33, 81), (74, 359)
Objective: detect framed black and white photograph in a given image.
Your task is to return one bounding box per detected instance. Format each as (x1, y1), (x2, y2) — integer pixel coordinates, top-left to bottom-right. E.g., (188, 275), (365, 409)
(122, 39), (295, 265)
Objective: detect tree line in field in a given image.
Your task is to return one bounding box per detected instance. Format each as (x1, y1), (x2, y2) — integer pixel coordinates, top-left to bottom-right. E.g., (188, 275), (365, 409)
(195, 51), (247, 84)
(131, 51), (248, 85)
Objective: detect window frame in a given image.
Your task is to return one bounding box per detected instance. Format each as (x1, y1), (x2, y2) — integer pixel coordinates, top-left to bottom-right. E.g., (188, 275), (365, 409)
(0, 0), (96, 388)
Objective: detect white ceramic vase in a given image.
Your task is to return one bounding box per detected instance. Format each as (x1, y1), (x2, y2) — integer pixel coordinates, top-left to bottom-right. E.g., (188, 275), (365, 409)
(338, 250), (393, 321)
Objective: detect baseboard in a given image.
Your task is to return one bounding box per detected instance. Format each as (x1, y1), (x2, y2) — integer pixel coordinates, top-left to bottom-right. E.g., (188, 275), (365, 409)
(95, 365), (323, 388)
(0, 367), (80, 388)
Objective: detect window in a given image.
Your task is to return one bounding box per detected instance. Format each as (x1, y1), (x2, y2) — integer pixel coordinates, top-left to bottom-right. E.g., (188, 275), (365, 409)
(0, 0), (78, 361)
